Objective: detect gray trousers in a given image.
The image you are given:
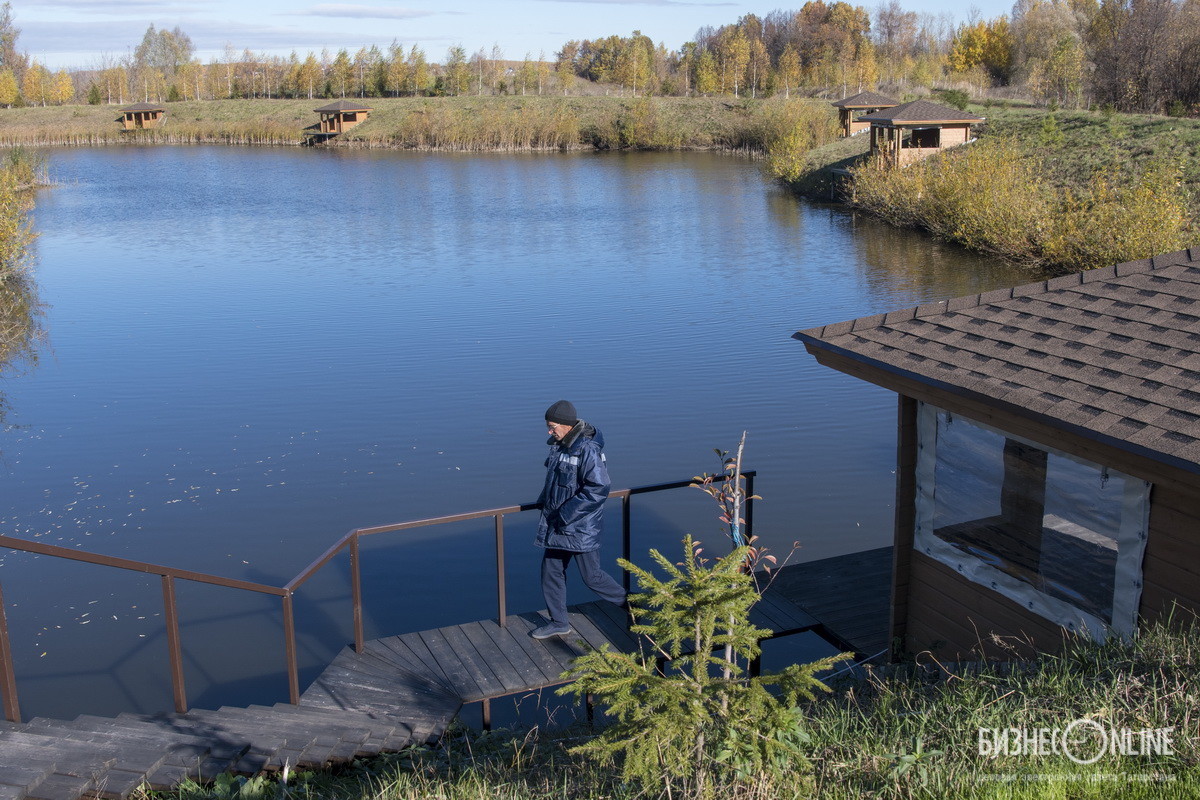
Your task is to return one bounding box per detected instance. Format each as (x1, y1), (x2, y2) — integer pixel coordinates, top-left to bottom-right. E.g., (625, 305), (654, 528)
(541, 547), (626, 625)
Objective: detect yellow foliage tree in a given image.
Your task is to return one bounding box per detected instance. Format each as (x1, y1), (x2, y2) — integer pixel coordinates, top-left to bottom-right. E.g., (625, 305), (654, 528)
(49, 68), (73, 105)
(20, 61), (48, 105)
(0, 67), (16, 106)
(948, 17), (1014, 85)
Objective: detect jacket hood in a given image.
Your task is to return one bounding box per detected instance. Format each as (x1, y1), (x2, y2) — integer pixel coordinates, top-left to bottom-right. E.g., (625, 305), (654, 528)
(549, 420), (602, 450)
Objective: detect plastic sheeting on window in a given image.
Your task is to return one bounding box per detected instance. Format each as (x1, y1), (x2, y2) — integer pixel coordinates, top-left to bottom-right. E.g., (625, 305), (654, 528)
(914, 403), (1149, 640)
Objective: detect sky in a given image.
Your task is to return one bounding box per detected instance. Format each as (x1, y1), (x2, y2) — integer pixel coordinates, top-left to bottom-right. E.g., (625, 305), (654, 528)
(14, 0), (1014, 71)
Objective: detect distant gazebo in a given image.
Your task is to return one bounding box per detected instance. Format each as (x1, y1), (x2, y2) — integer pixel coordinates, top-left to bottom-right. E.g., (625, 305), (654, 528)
(313, 100), (373, 135)
(119, 103), (166, 131)
(859, 99), (984, 167)
(831, 91), (900, 137)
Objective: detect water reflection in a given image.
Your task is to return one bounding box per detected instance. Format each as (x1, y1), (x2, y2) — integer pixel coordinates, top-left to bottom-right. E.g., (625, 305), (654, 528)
(844, 208), (1042, 305)
(0, 270), (44, 433)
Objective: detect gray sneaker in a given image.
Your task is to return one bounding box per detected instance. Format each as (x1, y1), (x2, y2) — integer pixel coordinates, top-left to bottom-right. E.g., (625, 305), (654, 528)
(530, 622), (572, 639)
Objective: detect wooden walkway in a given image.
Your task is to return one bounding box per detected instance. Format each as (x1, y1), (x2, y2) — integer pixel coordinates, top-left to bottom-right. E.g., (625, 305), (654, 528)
(0, 548), (890, 800)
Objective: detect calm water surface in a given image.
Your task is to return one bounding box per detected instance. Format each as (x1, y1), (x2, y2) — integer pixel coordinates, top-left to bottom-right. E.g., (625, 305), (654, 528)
(0, 147), (1038, 719)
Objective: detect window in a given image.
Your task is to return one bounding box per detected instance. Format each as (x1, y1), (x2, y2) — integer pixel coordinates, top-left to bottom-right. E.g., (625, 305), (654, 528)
(914, 403), (1149, 638)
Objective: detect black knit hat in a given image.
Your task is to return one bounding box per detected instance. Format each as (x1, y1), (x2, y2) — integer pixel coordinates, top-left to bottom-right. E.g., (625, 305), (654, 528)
(545, 400), (578, 425)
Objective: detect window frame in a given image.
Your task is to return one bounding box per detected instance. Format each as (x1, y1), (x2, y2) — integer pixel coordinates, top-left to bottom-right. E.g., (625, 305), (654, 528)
(914, 401), (1150, 640)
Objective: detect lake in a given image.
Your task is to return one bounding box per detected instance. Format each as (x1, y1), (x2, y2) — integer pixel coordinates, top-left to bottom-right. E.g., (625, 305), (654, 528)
(0, 146), (1038, 720)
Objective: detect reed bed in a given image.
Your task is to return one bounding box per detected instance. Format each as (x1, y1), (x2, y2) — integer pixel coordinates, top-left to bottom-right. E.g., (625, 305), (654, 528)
(0, 96), (832, 153)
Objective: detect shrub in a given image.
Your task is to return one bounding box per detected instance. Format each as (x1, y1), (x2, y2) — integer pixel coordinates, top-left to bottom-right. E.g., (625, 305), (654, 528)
(761, 100), (839, 182)
(933, 88), (970, 110)
(1041, 161), (1194, 271)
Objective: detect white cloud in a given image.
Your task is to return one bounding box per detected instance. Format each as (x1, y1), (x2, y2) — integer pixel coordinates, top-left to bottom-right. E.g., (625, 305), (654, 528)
(290, 5), (442, 19)
(533, 0), (736, 6)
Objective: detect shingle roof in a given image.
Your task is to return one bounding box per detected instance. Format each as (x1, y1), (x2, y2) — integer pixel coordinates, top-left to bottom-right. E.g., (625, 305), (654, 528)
(832, 91), (900, 109)
(794, 249), (1200, 473)
(858, 99), (984, 124)
(313, 100), (373, 112)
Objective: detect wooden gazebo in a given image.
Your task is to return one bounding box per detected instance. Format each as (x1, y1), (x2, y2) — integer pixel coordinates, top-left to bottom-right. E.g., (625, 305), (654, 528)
(313, 100), (372, 135)
(795, 248), (1200, 660)
(858, 99), (983, 167)
(118, 103), (166, 131)
(831, 91), (900, 137)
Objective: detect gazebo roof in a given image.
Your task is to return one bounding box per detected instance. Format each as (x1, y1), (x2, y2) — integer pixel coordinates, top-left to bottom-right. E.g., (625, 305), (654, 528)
(794, 249), (1200, 473)
(119, 103), (165, 112)
(831, 91), (900, 109)
(858, 99), (984, 125)
(313, 100), (373, 113)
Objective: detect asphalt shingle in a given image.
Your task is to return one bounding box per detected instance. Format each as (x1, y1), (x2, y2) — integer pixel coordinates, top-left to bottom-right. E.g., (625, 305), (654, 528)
(794, 250), (1200, 472)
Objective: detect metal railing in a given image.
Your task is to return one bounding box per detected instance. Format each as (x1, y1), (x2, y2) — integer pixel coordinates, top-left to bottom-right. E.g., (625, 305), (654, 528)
(0, 471), (753, 723)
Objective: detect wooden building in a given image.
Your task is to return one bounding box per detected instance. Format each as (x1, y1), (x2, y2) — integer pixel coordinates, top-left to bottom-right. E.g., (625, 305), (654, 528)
(118, 103), (166, 131)
(831, 91), (900, 137)
(858, 99), (983, 167)
(313, 100), (372, 135)
(794, 249), (1200, 661)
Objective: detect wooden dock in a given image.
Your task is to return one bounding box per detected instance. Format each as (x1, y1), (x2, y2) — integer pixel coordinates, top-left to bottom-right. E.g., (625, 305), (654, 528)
(0, 547), (890, 800)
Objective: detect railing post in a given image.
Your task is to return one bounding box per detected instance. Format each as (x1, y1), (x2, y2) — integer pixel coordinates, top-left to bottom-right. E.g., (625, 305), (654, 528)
(622, 495), (631, 595)
(350, 533), (364, 653)
(495, 514), (507, 628)
(745, 472), (755, 545)
(282, 593), (300, 704)
(160, 575), (188, 713)
(0, 579), (21, 723)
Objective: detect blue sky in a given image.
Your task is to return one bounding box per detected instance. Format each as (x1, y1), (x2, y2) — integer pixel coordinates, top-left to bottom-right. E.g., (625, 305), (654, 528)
(16, 0), (1012, 71)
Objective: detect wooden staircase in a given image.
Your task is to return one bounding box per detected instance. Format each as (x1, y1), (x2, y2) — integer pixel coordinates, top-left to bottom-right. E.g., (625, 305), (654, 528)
(0, 549), (892, 800)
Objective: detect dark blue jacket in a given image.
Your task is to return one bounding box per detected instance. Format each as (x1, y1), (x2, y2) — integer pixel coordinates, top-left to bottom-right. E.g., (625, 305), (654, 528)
(534, 422), (609, 552)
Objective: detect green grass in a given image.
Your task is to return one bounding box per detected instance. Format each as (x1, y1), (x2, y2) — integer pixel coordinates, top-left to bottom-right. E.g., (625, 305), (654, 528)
(978, 105), (1200, 209)
(152, 618), (1200, 800)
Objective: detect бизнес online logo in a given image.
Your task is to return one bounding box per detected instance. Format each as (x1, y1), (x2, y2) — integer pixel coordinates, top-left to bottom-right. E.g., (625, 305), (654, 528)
(978, 720), (1175, 765)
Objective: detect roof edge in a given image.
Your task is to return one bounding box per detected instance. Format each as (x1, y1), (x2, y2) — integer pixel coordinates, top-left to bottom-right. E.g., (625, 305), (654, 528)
(794, 247), (1200, 341)
(796, 335), (1200, 476)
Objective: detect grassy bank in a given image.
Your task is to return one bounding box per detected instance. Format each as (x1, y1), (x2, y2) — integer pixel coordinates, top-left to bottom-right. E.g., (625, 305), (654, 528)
(154, 619), (1199, 800)
(787, 104), (1200, 272)
(0, 97), (837, 152)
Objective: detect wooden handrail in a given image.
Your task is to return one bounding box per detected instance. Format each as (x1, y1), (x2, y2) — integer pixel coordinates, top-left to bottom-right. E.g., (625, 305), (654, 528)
(0, 471), (755, 721)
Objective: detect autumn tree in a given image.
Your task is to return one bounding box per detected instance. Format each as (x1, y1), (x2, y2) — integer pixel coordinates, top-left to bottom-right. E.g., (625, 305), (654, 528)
(49, 69), (72, 104)
(328, 49), (352, 97)
(443, 45), (469, 95)
(407, 45), (428, 95)
(0, 67), (16, 106)
(536, 50), (551, 95)
(777, 43), (801, 97)
(947, 17), (1015, 85)
(722, 28), (751, 95)
(20, 61), (47, 105)
(517, 52), (536, 94)
(0, 2), (26, 82)
(695, 49), (719, 95)
(294, 53), (321, 99)
(555, 40), (578, 94)
(385, 42), (407, 97)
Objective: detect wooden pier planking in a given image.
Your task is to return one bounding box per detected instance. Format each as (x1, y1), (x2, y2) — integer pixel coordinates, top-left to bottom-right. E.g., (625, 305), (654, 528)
(767, 546), (893, 657)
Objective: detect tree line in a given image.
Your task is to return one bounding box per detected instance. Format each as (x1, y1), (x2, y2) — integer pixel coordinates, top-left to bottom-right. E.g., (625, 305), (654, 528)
(0, 0), (1197, 114)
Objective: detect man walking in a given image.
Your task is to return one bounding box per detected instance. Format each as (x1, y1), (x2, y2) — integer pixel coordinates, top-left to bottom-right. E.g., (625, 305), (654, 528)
(532, 400), (627, 639)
